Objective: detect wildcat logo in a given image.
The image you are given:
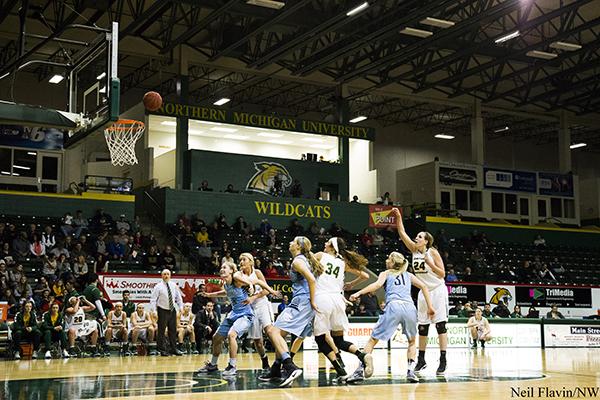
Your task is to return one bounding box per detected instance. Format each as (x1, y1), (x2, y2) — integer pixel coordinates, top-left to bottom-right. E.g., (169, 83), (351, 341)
(490, 287), (512, 305)
(246, 162), (292, 195)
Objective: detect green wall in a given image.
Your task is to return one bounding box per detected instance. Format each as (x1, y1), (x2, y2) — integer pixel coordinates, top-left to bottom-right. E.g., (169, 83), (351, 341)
(157, 188), (368, 233)
(426, 218), (600, 247)
(0, 191), (135, 219)
(185, 149), (349, 201)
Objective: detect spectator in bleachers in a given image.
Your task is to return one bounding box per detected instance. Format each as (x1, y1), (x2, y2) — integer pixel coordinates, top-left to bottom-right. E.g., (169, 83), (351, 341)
(510, 305), (523, 318)
(216, 214), (229, 231)
(329, 222), (345, 238)
(116, 215), (130, 232)
(546, 304), (565, 319)
(351, 195), (360, 203)
(533, 234), (546, 248)
(482, 303), (493, 318)
(265, 262), (279, 278)
(195, 226), (211, 245)
(446, 268), (458, 282)
(239, 233), (253, 254)
(196, 242), (212, 273)
(60, 212), (80, 238)
(63, 235), (75, 253)
(526, 306), (539, 318)
(224, 183), (236, 193)
(1, 242), (14, 263)
(9, 263), (25, 286)
(461, 266), (474, 281)
(72, 210), (89, 237)
(372, 230), (384, 247)
(457, 302), (473, 318)
(360, 291), (379, 316)
(131, 215), (141, 234)
(107, 235), (125, 260)
(72, 255), (88, 279)
(538, 263), (557, 282)
(143, 245), (160, 271)
(56, 253), (72, 279)
(26, 223), (38, 241)
(0, 260), (8, 282)
(232, 216), (250, 235)
(549, 257), (565, 275)
(13, 275), (33, 301)
(13, 232), (30, 259)
(41, 226), (56, 250)
(382, 192), (392, 205)
(308, 221), (319, 237)
(0, 223), (6, 242)
(449, 302), (462, 316)
(33, 277), (50, 302)
(265, 228), (278, 249)
(289, 219), (304, 236)
(360, 228), (374, 254)
(220, 250), (234, 265)
(1, 288), (17, 317)
(50, 241), (70, 259)
(435, 229), (450, 253)
(182, 226), (196, 247)
(121, 290), (135, 317)
(5, 223), (17, 244)
(378, 301), (386, 315)
(470, 248), (484, 267)
(161, 246), (177, 273)
(52, 279), (65, 301)
(192, 284), (208, 314)
(492, 300), (510, 318)
(94, 253), (109, 273)
(41, 303), (70, 359)
(210, 250), (220, 271)
(259, 219), (272, 236)
(63, 281), (78, 307)
(12, 301), (41, 359)
(356, 304), (368, 316)
(277, 295), (289, 316)
(95, 233), (109, 258)
(198, 180), (213, 191)
(42, 254), (58, 281)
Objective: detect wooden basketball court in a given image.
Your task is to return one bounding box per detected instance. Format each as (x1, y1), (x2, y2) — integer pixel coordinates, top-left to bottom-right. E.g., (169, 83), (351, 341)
(1, 347), (598, 399)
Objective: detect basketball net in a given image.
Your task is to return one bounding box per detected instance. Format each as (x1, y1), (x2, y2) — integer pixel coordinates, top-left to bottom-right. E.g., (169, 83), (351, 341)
(104, 119), (145, 166)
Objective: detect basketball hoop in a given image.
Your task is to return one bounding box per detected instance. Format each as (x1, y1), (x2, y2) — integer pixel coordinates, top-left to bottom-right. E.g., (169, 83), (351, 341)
(104, 119), (145, 166)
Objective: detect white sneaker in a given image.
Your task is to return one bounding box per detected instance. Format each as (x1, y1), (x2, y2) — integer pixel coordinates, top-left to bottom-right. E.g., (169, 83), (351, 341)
(62, 349), (70, 358)
(45, 350), (52, 359)
(222, 364), (237, 377)
(14, 351), (21, 360)
(363, 354), (374, 378)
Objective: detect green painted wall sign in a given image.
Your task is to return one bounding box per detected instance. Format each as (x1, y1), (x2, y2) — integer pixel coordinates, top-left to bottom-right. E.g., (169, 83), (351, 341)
(153, 102), (375, 141)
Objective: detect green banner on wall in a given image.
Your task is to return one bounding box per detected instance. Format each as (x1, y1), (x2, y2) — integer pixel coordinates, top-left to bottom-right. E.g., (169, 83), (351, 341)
(153, 102), (375, 141)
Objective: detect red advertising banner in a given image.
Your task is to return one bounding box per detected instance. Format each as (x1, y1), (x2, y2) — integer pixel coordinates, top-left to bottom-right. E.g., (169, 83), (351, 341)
(368, 205), (397, 228)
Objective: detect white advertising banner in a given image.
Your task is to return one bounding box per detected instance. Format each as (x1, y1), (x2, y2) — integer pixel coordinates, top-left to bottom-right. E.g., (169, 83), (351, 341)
(544, 323), (600, 347)
(98, 273), (222, 304)
(303, 323), (387, 350)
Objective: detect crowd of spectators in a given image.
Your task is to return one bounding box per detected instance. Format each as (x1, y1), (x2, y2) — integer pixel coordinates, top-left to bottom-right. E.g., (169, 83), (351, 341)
(449, 300), (566, 320)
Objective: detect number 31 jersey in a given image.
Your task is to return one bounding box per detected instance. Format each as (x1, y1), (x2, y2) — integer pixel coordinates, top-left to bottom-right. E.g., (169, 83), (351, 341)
(412, 250), (444, 290)
(316, 252), (345, 295)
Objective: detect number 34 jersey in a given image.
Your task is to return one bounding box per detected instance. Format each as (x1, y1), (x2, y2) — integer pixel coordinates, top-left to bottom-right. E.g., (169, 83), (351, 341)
(316, 252), (345, 295)
(412, 250), (444, 290)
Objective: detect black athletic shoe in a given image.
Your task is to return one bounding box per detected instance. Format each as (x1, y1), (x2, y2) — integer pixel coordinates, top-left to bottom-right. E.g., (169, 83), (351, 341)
(415, 359), (427, 372)
(258, 361), (282, 382)
(280, 363), (302, 387)
(480, 340), (485, 349)
(436, 359), (447, 375)
(471, 340), (478, 349)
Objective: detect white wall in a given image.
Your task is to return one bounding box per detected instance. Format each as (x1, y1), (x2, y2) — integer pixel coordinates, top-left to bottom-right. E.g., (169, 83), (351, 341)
(396, 162), (436, 205)
(349, 138), (377, 203)
(580, 178), (600, 222)
(154, 149), (176, 188)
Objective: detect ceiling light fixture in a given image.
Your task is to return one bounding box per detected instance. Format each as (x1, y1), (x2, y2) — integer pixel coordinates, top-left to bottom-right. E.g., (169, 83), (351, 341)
(526, 50), (558, 60)
(494, 126), (510, 133)
(420, 17), (455, 28)
(49, 74), (64, 84)
(550, 41), (582, 51)
(213, 98), (231, 106)
(570, 142), (587, 149)
(211, 127), (238, 133)
(349, 115), (367, 123)
(246, 0), (285, 9)
(27, 152), (37, 156)
(346, 2), (369, 17)
(495, 30), (520, 44)
(96, 72), (106, 80)
(13, 165), (31, 170)
(434, 134), (455, 140)
(400, 27), (433, 38)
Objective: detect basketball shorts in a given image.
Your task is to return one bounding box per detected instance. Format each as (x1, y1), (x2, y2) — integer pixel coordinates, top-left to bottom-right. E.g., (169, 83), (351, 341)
(372, 300), (417, 341)
(417, 284), (449, 325)
(131, 327), (148, 341)
(72, 320), (99, 339)
(274, 295), (314, 338)
(216, 312), (254, 337)
(313, 292), (348, 336)
(248, 300), (274, 339)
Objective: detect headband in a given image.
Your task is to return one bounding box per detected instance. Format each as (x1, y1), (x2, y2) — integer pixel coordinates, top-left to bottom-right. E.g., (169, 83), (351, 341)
(331, 237), (339, 254)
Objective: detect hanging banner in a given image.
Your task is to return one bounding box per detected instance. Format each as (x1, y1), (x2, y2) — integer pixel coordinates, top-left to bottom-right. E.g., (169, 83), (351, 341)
(438, 165), (478, 186)
(447, 283), (487, 305)
(544, 323), (600, 347)
(368, 205), (396, 228)
(0, 125), (64, 149)
(538, 172), (574, 197)
(484, 168), (537, 193)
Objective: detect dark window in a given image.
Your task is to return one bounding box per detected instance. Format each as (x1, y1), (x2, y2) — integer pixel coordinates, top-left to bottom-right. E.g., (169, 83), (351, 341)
(519, 198), (529, 216)
(0, 148), (10, 173)
(505, 194), (517, 214)
(469, 191), (482, 211)
(441, 191), (450, 210)
(564, 199), (575, 219)
(455, 189), (468, 210)
(491, 193), (504, 213)
(13, 150), (37, 178)
(551, 198), (562, 218)
(538, 199), (547, 217)
(42, 156), (59, 180)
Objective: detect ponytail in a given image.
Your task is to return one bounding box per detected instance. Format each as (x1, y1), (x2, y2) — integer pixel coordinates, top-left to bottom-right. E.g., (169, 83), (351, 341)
(295, 236), (322, 277)
(335, 237), (368, 270)
(389, 252), (408, 273)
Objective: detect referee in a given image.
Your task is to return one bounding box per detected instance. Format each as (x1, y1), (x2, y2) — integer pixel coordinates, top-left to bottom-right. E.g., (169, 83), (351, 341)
(150, 269), (184, 356)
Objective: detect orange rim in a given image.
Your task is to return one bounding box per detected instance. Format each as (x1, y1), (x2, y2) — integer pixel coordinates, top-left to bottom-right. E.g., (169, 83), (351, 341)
(105, 119), (145, 132)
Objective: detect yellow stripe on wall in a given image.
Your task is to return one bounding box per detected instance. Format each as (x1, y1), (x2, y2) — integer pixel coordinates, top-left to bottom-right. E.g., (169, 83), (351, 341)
(426, 216), (600, 234)
(0, 190), (135, 203)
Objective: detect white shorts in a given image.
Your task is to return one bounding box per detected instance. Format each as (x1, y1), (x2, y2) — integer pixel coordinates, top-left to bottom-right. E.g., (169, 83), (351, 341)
(417, 284), (449, 325)
(71, 320), (99, 339)
(248, 300), (274, 339)
(313, 292), (349, 336)
(132, 327), (148, 341)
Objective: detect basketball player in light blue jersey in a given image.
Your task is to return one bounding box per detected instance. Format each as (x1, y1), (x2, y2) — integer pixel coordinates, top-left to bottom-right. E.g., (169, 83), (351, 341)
(197, 261), (280, 377)
(348, 252), (434, 383)
(259, 236), (320, 387)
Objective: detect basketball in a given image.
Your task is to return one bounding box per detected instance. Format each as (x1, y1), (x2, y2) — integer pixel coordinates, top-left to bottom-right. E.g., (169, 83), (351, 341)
(143, 91), (163, 111)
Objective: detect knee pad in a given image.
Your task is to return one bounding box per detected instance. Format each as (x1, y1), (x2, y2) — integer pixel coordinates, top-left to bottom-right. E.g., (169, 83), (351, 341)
(315, 334), (334, 355)
(435, 322), (447, 335)
(418, 324), (430, 337)
(332, 335), (352, 352)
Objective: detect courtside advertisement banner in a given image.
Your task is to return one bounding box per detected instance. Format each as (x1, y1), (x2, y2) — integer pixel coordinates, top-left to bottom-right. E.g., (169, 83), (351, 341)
(516, 286), (592, 308)
(389, 322), (541, 349)
(544, 324), (600, 347)
(368, 205), (396, 228)
(303, 322), (388, 350)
